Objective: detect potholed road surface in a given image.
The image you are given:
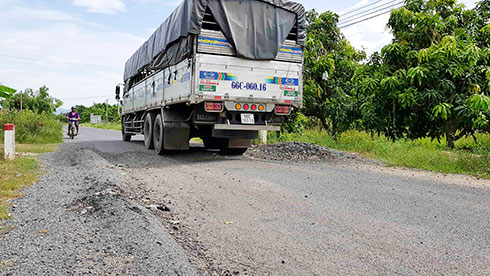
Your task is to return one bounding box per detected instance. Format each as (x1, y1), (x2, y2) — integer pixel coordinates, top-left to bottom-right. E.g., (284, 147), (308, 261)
(1, 126), (489, 275)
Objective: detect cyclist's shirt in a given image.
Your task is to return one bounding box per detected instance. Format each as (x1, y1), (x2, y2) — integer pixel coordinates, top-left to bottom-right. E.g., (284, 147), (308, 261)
(67, 112), (80, 120)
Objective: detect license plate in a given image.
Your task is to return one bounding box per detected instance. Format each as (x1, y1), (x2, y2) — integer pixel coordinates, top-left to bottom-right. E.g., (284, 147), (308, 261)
(241, 113), (255, 125)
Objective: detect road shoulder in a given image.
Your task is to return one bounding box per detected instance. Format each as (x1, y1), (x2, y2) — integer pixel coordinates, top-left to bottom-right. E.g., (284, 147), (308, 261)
(0, 143), (198, 275)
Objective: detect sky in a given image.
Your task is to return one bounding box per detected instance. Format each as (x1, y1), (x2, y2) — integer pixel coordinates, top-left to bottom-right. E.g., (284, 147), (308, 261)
(0, 0), (479, 109)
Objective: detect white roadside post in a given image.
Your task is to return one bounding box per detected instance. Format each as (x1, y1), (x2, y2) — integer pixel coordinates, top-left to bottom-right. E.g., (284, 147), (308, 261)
(260, 130), (267, 144)
(4, 124), (15, 160)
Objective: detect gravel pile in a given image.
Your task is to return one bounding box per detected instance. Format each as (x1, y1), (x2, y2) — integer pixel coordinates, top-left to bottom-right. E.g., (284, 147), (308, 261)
(246, 142), (358, 163)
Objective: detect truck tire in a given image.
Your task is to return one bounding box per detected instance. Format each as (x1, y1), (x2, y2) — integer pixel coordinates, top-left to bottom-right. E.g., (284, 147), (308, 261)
(153, 114), (167, 155)
(144, 113), (156, 149)
(122, 117), (132, 142)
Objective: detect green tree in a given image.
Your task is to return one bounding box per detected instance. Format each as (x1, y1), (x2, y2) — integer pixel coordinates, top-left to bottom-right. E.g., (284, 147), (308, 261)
(0, 84), (16, 100)
(69, 103), (120, 123)
(302, 10), (365, 140)
(354, 0), (490, 147)
(1, 85), (63, 114)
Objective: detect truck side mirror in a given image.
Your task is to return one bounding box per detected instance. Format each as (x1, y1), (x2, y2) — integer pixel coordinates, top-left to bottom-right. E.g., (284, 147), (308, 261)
(115, 86), (121, 100)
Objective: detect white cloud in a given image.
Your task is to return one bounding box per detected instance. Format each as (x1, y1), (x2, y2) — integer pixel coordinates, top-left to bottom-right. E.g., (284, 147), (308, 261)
(0, 2), (145, 108)
(339, 0), (369, 15)
(132, 0), (182, 5)
(460, 0), (477, 9)
(6, 6), (77, 21)
(342, 13), (392, 54)
(72, 0), (126, 14)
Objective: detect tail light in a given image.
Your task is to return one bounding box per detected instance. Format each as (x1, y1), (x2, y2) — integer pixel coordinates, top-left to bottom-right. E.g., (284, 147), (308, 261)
(205, 101), (223, 112)
(234, 103), (265, 111)
(275, 105), (291, 115)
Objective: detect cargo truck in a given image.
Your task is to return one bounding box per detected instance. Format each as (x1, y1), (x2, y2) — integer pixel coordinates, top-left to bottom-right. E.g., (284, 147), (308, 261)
(116, 0), (305, 155)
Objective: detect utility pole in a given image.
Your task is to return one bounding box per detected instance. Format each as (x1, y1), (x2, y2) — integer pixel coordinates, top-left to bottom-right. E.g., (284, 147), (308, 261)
(105, 98), (109, 123)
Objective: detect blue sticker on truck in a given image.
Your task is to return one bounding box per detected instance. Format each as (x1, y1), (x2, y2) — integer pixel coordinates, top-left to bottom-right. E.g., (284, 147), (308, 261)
(200, 71), (237, 81)
(265, 77), (299, 86)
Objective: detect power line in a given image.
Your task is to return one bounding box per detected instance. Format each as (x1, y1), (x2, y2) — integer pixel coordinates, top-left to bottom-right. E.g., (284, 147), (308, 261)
(0, 54), (120, 68)
(339, 0), (402, 22)
(338, 5), (403, 28)
(58, 94), (113, 100)
(339, 2), (403, 26)
(339, 0), (386, 16)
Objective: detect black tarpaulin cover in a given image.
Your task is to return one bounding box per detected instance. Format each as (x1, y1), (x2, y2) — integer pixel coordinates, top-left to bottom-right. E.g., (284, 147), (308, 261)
(207, 0), (297, 60)
(124, 0), (305, 83)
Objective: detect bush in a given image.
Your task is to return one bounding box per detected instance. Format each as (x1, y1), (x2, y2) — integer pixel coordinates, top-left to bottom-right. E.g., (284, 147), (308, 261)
(0, 110), (63, 144)
(281, 111), (309, 133)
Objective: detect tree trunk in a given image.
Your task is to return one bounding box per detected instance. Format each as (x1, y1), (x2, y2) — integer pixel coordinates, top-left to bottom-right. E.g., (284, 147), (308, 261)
(370, 130), (374, 140)
(392, 100), (396, 132)
(472, 134), (479, 144)
(445, 131), (456, 149)
(319, 117), (329, 132)
(331, 122), (338, 142)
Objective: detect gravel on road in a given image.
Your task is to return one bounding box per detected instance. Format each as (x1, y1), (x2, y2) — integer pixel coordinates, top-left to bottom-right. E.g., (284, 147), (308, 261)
(0, 141), (198, 276)
(246, 142), (358, 163)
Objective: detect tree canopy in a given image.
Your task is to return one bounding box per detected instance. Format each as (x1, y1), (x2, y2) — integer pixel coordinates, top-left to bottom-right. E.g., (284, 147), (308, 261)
(0, 86), (63, 115)
(302, 10), (366, 140)
(298, 0), (490, 148)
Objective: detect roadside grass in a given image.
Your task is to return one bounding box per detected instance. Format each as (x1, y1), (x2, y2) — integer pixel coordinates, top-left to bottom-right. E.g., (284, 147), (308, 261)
(0, 157), (40, 220)
(0, 144), (58, 154)
(268, 129), (490, 178)
(0, 144), (58, 220)
(81, 122), (121, 130)
(190, 137), (203, 143)
(0, 110), (63, 144)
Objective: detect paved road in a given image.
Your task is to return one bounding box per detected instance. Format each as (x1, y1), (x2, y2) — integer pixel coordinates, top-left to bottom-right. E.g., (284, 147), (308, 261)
(2, 127), (490, 275)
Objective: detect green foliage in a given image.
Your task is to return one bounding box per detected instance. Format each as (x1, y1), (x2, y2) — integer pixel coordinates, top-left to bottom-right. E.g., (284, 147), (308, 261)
(268, 0), (489, 177)
(69, 103), (120, 123)
(302, 10), (366, 139)
(0, 85), (16, 100)
(269, 129), (490, 178)
(351, 0), (490, 147)
(0, 86), (62, 114)
(80, 122), (121, 130)
(281, 110), (309, 133)
(0, 110), (62, 144)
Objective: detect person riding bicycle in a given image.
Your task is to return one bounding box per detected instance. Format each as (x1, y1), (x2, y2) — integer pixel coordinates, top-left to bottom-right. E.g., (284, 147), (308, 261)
(67, 106), (80, 135)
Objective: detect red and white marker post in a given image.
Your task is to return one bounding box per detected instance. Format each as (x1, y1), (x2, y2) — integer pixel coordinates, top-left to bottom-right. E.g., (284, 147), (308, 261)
(4, 124), (15, 160)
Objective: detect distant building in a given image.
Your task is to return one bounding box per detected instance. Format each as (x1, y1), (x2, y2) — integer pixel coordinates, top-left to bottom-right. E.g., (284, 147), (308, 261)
(90, 113), (102, 124)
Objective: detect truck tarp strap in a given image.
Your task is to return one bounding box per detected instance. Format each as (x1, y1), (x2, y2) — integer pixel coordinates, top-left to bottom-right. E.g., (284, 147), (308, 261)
(207, 0), (297, 60)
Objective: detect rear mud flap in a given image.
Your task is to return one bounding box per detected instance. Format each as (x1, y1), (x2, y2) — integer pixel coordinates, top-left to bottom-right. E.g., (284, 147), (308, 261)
(164, 121), (190, 150)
